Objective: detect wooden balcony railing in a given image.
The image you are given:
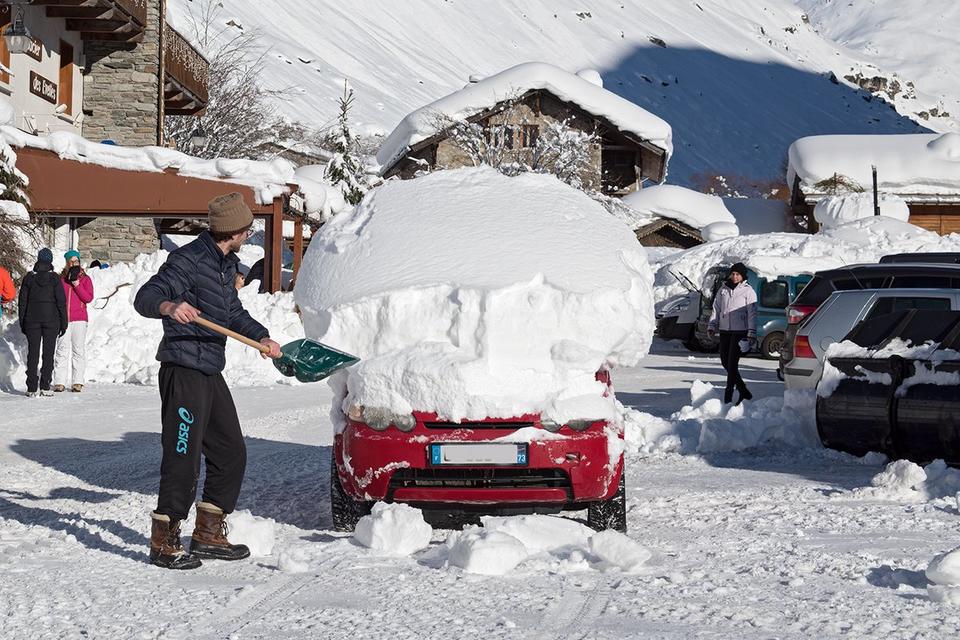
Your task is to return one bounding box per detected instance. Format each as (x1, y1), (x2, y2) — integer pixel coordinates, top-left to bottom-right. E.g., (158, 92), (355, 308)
(163, 23), (209, 114)
(113, 0), (147, 26)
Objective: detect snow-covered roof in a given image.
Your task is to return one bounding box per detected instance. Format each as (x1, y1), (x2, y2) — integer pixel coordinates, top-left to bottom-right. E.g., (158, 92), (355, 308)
(0, 126), (297, 205)
(376, 62), (673, 172)
(788, 133), (960, 201)
(620, 185), (739, 241)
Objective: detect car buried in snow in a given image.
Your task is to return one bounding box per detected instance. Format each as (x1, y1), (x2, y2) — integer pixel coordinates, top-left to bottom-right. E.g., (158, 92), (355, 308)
(295, 169), (653, 537)
(329, 368), (627, 534)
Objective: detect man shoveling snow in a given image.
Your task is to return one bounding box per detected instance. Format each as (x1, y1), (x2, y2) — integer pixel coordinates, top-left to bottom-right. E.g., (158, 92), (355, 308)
(134, 192), (282, 570)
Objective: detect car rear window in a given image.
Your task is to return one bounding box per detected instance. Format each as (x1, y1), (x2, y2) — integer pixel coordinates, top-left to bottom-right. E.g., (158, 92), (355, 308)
(833, 276), (890, 291)
(888, 275), (954, 288)
(793, 276), (832, 306)
(864, 296), (952, 322)
(760, 280), (789, 309)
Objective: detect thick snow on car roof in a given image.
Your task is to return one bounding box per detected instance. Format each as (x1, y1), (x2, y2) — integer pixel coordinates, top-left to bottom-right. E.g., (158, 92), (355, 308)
(295, 167), (655, 426)
(376, 62), (673, 172)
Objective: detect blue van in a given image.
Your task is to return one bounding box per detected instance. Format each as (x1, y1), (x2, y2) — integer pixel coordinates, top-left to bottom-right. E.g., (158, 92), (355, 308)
(693, 264), (812, 360)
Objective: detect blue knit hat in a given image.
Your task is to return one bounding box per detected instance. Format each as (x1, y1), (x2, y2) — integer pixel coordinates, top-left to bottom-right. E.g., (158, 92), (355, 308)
(38, 248), (53, 263)
(64, 249), (81, 261)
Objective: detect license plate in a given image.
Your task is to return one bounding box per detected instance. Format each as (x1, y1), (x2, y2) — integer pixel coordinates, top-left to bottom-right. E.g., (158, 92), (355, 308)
(429, 443), (528, 466)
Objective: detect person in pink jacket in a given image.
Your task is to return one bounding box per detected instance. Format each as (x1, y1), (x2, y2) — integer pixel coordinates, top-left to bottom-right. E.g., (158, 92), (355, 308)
(54, 249), (94, 393)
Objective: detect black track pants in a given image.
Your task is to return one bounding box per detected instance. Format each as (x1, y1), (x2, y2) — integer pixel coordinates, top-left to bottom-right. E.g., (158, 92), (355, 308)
(24, 323), (59, 392)
(156, 363), (246, 522)
(718, 330), (749, 401)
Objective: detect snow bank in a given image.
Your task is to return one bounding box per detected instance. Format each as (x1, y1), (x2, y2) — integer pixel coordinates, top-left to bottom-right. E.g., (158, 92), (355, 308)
(928, 547), (960, 604)
(443, 514), (650, 576)
(854, 459), (960, 502)
(295, 167), (655, 427)
(446, 528), (529, 575)
(225, 510), (276, 557)
(788, 134), (960, 199)
(623, 381), (820, 455)
(292, 164), (349, 221)
(589, 529), (652, 572)
(813, 193), (909, 228)
(353, 502), (433, 556)
(376, 62), (673, 172)
(0, 250), (304, 389)
(621, 185), (739, 238)
(653, 216), (960, 302)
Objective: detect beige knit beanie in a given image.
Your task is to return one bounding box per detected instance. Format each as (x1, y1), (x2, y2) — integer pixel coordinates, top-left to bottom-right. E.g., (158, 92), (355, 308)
(208, 192), (253, 235)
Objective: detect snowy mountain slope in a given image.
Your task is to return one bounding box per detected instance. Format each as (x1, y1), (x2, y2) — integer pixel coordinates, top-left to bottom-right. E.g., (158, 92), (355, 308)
(167, 0), (937, 184)
(797, 0), (960, 127)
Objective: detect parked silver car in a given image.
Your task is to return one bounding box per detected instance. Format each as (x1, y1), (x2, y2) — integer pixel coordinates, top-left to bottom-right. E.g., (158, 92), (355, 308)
(782, 288), (960, 390)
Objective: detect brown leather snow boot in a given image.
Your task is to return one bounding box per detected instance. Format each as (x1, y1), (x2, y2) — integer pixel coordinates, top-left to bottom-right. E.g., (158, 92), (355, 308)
(150, 512), (202, 570)
(189, 502), (250, 561)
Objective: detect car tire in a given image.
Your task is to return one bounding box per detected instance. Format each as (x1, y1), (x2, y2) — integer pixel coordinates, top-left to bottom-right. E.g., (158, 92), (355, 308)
(760, 331), (785, 360)
(587, 468), (627, 533)
(684, 329), (716, 353)
(330, 451), (371, 532)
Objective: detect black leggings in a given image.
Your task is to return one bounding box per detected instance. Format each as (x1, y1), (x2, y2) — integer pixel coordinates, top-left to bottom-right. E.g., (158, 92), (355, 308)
(718, 331), (749, 401)
(156, 363), (246, 522)
(24, 323), (59, 392)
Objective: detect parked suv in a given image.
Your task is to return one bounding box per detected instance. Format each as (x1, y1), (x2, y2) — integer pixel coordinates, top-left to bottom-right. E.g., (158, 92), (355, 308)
(693, 264), (811, 359)
(880, 252), (960, 264)
(779, 263), (960, 377)
(782, 288), (960, 389)
(330, 371), (627, 533)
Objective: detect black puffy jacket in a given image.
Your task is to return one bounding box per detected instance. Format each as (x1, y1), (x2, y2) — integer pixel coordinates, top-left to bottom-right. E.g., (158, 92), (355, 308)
(18, 261), (67, 332)
(134, 231), (269, 375)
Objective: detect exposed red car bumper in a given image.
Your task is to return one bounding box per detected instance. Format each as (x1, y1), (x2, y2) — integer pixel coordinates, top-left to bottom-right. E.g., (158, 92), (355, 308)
(334, 414), (623, 508)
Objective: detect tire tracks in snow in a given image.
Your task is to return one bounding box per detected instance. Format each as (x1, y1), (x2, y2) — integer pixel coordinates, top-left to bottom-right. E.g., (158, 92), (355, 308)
(539, 578), (612, 640)
(191, 555), (347, 639)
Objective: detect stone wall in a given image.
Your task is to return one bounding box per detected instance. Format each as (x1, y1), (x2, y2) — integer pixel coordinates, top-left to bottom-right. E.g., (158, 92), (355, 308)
(395, 92), (606, 190)
(77, 218), (161, 264)
(81, 0), (163, 146)
(77, 0), (163, 261)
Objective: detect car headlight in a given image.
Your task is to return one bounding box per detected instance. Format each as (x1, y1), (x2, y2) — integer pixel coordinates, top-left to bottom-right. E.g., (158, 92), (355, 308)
(349, 405), (416, 432)
(541, 419), (562, 433)
(540, 419), (599, 432)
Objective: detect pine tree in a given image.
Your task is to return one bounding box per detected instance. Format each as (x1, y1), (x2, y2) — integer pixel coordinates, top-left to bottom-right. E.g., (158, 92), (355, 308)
(325, 84), (368, 205)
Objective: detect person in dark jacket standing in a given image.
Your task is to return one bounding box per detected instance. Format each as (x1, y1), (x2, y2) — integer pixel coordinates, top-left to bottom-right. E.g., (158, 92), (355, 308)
(134, 193), (281, 570)
(707, 262), (757, 405)
(18, 248), (67, 397)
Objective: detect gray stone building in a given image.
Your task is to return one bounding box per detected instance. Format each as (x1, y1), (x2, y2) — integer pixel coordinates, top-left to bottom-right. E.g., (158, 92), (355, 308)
(377, 62), (673, 196)
(1, 0), (208, 261)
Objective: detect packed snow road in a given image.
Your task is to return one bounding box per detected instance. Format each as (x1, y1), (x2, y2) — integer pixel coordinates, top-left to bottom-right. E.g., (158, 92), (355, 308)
(1, 342), (958, 639)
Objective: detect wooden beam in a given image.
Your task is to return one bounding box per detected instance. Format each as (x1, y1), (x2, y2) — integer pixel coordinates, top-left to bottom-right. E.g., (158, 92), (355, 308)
(269, 198), (284, 293)
(292, 216), (304, 289)
(67, 18), (131, 32)
(81, 30), (142, 42)
(47, 6), (117, 19)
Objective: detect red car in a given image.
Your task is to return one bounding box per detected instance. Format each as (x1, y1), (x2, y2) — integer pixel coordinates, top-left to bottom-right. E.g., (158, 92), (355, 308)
(330, 372), (626, 532)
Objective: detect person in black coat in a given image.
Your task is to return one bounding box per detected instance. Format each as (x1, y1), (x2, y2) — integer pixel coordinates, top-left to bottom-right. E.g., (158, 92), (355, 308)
(134, 192), (281, 571)
(19, 248), (67, 396)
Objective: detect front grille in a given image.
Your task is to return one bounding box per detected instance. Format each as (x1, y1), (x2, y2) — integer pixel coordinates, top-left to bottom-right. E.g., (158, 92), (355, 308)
(389, 467), (570, 489)
(423, 421), (534, 430)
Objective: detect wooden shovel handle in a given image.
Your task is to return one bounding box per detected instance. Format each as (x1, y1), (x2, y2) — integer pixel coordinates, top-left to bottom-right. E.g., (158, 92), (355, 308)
(193, 316), (271, 354)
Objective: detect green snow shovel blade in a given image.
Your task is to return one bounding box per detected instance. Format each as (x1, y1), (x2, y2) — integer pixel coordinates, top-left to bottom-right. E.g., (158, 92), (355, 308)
(272, 339), (360, 383)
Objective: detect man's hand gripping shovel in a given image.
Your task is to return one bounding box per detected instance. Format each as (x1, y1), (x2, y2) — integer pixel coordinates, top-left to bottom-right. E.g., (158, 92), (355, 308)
(193, 317), (359, 382)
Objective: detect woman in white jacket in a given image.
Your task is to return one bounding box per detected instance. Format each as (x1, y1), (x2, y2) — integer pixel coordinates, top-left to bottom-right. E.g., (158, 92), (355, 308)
(707, 262), (757, 405)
